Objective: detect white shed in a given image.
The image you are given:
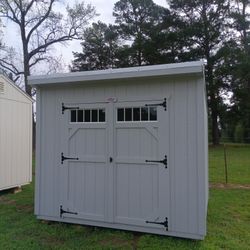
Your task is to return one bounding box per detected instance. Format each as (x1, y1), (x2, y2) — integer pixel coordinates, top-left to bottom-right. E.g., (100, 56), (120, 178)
(28, 61), (208, 240)
(0, 73), (33, 191)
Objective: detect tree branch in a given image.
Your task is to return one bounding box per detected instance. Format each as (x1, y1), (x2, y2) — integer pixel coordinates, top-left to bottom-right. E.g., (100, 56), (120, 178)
(26, 0), (56, 43)
(29, 32), (76, 60)
(0, 59), (23, 75)
(29, 57), (47, 68)
(1, 0), (21, 25)
(24, 0), (36, 15)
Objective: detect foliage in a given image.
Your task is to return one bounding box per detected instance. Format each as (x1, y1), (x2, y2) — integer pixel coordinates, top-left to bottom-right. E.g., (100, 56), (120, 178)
(71, 0), (173, 70)
(113, 0), (167, 66)
(169, 0), (231, 145)
(223, 1), (250, 143)
(71, 21), (121, 71)
(234, 123), (245, 143)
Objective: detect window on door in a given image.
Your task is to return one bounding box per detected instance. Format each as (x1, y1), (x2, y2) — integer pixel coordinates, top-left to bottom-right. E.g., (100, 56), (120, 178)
(117, 107), (157, 122)
(70, 109), (106, 123)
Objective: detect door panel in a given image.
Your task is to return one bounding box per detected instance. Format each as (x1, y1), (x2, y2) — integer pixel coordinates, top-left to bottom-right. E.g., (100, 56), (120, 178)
(113, 100), (169, 229)
(60, 103), (108, 221)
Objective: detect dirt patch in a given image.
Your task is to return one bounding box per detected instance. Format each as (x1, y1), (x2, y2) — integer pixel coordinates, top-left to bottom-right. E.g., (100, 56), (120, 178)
(132, 232), (142, 250)
(210, 183), (250, 190)
(0, 195), (33, 213)
(0, 196), (16, 205)
(40, 235), (65, 247)
(16, 204), (33, 213)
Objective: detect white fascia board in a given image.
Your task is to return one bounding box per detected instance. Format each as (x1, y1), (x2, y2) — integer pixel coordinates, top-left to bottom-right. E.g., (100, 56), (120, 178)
(28, 61), (204, 86)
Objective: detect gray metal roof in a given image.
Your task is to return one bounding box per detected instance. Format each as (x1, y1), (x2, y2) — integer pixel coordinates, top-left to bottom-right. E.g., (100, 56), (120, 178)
(28, 61), (204, 86)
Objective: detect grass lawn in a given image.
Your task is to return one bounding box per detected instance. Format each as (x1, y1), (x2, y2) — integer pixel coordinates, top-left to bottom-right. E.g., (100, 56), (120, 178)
(209, 144), (250, 184)
(0, 145), (249, 249)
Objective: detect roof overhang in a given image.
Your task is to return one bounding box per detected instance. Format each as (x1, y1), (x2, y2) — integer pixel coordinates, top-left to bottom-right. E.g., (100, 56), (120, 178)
(28, 61), (205, 87)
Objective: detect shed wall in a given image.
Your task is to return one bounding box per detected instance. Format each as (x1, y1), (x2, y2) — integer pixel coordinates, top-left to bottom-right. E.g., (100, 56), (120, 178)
(0, 76), (32, 190)
(36, 75), (208, 238)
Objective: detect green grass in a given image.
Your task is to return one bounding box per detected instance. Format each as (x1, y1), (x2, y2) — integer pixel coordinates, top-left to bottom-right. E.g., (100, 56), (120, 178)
(0, 145), (249, 249)
(209, 144), (250, 184)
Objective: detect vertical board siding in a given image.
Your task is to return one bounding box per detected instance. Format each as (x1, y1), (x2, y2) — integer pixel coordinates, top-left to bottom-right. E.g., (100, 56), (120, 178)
(187, 80), (199, 234)
(39, 89), (57, 216)
(0, 76), (32, 191)
(172, 79), (189, 233)
(37, 75), (207, 238)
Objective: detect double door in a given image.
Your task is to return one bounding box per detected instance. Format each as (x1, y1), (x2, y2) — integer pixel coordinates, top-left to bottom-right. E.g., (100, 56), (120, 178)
(59, 98), (170, 230)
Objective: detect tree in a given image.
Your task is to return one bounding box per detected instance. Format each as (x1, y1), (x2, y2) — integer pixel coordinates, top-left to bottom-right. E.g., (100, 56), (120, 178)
(113, 0), (167, 66)
(169, 0), (231, 145)
(229, 0), (250, 142)
(0, 0), (96, 96)
(71, 21), (120, 71)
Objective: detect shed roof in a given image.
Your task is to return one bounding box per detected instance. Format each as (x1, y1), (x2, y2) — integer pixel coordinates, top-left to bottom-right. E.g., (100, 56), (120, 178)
(28, 61), (204, 87)
(0, 74), (34, 102)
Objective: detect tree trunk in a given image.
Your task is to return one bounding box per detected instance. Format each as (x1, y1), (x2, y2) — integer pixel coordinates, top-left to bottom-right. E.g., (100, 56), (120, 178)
(24, 62), (36, 151)
(206, 59), (220, 145)
(210, 96), (220, 145)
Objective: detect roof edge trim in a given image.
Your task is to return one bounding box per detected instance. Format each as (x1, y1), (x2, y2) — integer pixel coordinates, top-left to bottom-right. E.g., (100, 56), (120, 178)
(28, 61), (204, 86)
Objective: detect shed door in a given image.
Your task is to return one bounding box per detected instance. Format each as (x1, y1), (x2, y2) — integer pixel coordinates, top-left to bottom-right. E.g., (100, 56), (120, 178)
(60, 102), (109, 222)
(113, 100), (170, 229)
(59, 99), (169, 230)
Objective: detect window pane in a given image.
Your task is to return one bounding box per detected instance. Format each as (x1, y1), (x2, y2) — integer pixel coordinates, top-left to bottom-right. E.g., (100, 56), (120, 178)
(117, 108), (124, 121)
(125, 108), (132, 121)
(92, 109), (98, 122)
(77, 110), (83, 122)
(141, 107), (149, 121)
(71, 110), (76, 122)
(99, 109), (105, 122)
(84, 110), (90, 122)
(133, 108), (140, 121)
(149, 107), (157, 121)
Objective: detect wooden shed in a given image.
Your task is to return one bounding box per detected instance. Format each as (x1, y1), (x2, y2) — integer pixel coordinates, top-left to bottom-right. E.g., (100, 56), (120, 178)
(28, 61), (208, 240)
(0, 73), (33, 191)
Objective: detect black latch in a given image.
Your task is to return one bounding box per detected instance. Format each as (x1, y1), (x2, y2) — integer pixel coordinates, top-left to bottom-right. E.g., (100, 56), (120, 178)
(146, 217), (168, 230)
(62, 103), (79, 114)
(145, 155), (167, 168)
(145, 98), (167, 111)
(61, 152), (79, 164)
(60, 205), (78, 218)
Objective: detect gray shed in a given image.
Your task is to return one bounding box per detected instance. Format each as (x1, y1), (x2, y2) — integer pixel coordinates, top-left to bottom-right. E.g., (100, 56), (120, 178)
(28, 61), (208, 240)
(0, 73), (33, 191)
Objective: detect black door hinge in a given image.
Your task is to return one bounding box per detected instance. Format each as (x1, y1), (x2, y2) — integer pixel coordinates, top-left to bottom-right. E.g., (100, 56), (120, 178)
(61, 152), (79, 164)
(60, 205), (78, 218)
(145, 155), (167, 168)
(62, 103), (79, 114)
(146, 217), (168, 231)
(145, 98), (167, 111)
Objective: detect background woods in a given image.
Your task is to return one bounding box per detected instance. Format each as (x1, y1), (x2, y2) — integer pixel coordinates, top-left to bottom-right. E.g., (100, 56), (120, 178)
(1, 0), (250, 145)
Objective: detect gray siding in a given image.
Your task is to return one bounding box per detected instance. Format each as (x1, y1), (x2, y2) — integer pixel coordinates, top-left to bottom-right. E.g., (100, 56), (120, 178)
(36, 75), (208, 239)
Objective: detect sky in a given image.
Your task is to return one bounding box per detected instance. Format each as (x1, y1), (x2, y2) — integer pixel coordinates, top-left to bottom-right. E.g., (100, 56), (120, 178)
(2, 0), (168, 74)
